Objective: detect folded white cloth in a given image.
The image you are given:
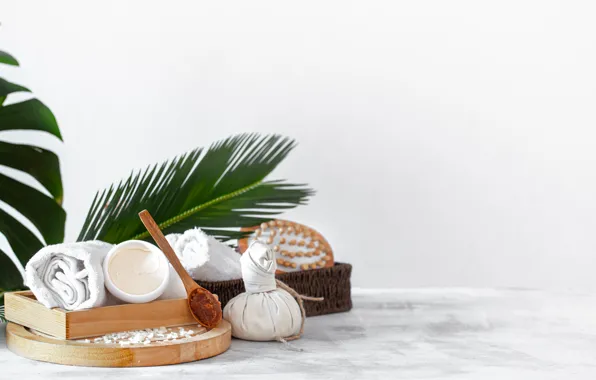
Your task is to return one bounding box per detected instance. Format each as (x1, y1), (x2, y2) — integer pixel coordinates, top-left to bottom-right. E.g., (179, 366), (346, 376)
(25, 241), (113, 311)
(166, 228), (241, 282)
(240, 240), (277, 293)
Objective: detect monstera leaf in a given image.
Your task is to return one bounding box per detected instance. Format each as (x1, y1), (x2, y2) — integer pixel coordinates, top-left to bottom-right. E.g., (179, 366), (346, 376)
(78, 133), (314, 244)
(0, 49), (65, 319)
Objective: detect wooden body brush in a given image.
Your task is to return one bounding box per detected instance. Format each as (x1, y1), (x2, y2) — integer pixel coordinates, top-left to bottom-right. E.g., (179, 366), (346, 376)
(238, 219), (334, 273)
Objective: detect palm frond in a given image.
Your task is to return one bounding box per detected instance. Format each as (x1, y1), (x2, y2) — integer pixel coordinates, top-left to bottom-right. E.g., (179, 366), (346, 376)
(0, 45), (65, 303)
(78, 133), (314, 243)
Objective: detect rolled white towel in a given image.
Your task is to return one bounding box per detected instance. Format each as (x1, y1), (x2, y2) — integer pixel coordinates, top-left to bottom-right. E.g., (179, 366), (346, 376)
(166, 228), (241, 282)
(25, 241), (112, 311)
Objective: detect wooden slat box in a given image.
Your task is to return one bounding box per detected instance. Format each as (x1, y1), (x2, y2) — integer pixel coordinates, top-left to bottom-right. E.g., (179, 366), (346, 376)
(4, 291), (196, 340)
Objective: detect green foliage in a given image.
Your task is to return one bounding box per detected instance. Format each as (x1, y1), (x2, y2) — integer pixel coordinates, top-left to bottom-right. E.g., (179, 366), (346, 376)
(0, 51), (18, 66)
(0, 49), (66, 319)
(78, 133), (314, 244)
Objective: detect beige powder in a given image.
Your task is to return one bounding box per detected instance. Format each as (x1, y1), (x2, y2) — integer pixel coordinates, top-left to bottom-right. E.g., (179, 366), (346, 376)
(108, 247), (166, 295)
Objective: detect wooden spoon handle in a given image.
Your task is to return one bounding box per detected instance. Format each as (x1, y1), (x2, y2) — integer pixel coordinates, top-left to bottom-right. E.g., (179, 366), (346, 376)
(138, 210), (198, 292)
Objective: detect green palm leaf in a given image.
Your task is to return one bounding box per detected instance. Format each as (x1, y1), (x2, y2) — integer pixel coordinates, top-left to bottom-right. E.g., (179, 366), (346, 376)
(0, 69), (30, 107)
(0, 48), (65, 321)
(0, 50), (18, 66)
(78, 133), (314, 244)
(0, 142), (63, 202)
(0, 250), (25, 289)
(0, 98), (62, 140)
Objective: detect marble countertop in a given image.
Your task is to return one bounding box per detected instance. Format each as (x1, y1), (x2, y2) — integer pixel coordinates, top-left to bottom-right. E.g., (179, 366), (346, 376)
(2, 288), (596, 379)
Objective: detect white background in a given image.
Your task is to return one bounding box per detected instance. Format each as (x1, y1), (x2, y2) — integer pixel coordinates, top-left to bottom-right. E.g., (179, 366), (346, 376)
(1, 0), (596, 289)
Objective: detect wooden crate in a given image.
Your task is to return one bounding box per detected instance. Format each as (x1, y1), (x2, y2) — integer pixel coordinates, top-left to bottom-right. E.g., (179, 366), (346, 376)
(4, 291), (196, 340)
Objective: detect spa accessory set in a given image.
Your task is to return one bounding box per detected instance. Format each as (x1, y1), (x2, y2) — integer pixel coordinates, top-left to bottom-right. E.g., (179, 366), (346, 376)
(0, 131), (353, 367)
(4, 209), (346, 366)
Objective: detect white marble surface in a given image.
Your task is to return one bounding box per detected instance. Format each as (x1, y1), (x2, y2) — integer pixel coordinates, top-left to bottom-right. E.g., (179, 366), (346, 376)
(2, 288), (596, 379)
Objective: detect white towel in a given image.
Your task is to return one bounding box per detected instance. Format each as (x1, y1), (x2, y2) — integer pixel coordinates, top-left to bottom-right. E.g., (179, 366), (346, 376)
(166, 228), (242, 282)
(25, 241), (113, 311)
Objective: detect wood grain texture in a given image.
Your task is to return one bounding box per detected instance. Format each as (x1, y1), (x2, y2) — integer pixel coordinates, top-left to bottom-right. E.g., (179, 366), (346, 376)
(4, 292), (67, 339)
(66, 298), (197, 339)
(4, 291), (196, 339)
(6, 320), (231, 367)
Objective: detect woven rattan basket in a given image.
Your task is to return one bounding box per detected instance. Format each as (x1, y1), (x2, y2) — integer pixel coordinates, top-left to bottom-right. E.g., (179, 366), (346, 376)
(196, 262), (352, 317)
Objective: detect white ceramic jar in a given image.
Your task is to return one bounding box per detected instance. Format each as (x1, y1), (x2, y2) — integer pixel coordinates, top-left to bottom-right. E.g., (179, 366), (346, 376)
(103, 240), (170, 303)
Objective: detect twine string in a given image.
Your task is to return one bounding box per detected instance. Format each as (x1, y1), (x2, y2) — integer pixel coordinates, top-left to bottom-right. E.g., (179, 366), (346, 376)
(275, 279), (324, 342)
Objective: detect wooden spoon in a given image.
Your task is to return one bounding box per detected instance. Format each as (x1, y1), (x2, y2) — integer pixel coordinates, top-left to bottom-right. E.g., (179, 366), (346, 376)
(138, 210), (222, 329)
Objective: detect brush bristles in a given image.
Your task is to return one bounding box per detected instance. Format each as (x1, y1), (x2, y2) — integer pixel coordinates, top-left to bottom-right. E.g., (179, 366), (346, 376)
(247, 220), (334, 272)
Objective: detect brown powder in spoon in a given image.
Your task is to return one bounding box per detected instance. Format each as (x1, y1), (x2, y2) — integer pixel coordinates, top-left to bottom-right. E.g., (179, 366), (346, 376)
(189, 288), (222, 329)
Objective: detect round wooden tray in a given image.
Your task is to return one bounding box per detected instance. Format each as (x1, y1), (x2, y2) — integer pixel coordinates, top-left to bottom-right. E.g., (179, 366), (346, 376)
(6, 320), (231, 367)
